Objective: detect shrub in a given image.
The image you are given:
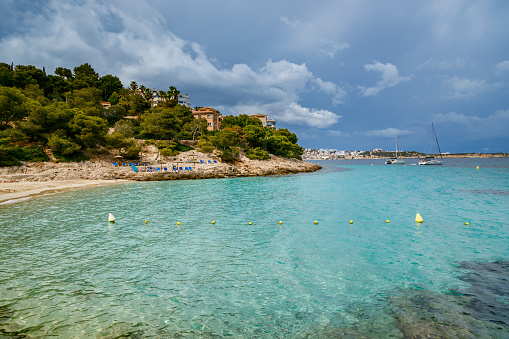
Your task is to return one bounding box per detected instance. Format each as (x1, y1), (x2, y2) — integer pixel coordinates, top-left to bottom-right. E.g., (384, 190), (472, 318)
(219, 147), (239, 163)
(53, 151), (90, 162)
(19, 145), (49, 162)
(246, 147), (270, 160)
(48, 133), (81, 155)
(123, 144), (141, 159)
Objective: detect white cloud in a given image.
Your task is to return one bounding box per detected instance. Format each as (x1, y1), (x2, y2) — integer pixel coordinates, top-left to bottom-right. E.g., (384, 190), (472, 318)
(495, 60), (509, 74)
(444, 76), (502, 98)
(363, 128), (414, 138)
(0, 0), (343, 129)
(319, 38), (349, 58)
(326, 130), (347, 137)
(429, 111), (481, 124)
(278, 102), (341, 128)
(418, 56), (466, 71)
(280, 16), (302, 28)
(359, 61), (411, 96)
(233, 101), (341, 128)
(311, 78), (347, 104)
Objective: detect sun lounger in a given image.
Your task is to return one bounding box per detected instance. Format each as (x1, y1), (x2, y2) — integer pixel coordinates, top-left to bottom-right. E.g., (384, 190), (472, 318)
(213, 160), (217, 163)
(122, 163), (126, 166)
(155, 168), (161, 171)
(208, 160), (211, 164)
(189, 167), (193, 170)
(163, 167), (167, 171)
(135, 163), (139, 166)
(200, 160), (204, 164)
(112, 162), (118, 166)
(179, 167), (183, 171)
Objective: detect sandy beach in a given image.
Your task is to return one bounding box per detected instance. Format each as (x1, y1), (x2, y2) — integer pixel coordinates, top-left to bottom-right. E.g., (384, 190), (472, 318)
(0, 179), (130, 204)
(0, 149), (321, 204)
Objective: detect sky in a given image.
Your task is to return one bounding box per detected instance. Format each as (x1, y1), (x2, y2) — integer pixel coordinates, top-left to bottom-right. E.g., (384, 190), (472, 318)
(1, 0), (508, 153)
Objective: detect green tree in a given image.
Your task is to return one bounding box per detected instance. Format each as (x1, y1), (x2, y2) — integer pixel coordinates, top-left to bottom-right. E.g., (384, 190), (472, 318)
(0, 86), (28, 130)
(69, 113), (108, 148)
(129, 93), (149, 115)
(46, 74), (71, 99)
(182, 117), (207, 141)
(12, 65), (50, 94)
(20, 101), (75, 141)
(221, 114), (262, 129)
(0, 63), (14, 87)
(274, 128), (298, 144)
(73, 63), (100, 89)
(68, 87), (102, 108)
(266, 134), (303, 159)
(212, 127), (242, 150)
(246, 147), (270, 160)
(48, 131), (81, 155)
(113, 119), (135, 138)
(55, 67), (73, 79)
(243, 124), (266, 149)
(103, 105), (127, 125)
(99, 74), (123, 101)
(108, 91), (120, 105)
(139, 108), (178, 140)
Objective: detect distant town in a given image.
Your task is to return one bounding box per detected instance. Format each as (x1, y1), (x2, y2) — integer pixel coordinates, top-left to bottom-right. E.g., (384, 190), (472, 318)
(302, 148), (508, 160)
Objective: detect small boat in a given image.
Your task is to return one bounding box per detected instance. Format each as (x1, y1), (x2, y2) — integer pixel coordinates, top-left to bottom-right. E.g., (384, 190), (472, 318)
(419, 123), (443, 165)
(386, 137), (405, 165)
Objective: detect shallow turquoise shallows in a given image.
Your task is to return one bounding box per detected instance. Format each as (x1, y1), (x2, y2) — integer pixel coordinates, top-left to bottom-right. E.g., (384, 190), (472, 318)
(1, 158), (509, 337)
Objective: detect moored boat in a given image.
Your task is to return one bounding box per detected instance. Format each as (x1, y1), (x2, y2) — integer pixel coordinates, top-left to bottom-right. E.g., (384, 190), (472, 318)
(386, 136), (405, 165)
(419, 123), (443, 165)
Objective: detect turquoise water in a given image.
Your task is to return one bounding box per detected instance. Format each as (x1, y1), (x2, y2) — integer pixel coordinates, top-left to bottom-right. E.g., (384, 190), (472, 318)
(1, 158), (509, 337)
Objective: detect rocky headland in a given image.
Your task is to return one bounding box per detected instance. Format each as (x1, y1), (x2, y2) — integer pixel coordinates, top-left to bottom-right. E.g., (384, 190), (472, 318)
(0, 148), (321, 203)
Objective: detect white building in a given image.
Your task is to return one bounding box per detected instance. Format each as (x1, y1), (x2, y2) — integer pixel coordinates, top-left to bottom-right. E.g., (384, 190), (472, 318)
(178, 94), (193, 109)
(149, 91), (193, 109)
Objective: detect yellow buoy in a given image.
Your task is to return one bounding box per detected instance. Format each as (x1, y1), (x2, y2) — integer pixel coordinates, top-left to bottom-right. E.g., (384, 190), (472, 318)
(415, 213), (424, 223)
(144, 220), (148, 224)
(465, 222), (470, 225)
(371, 164), (373, 166)
(108, 213), (115, 223)
(177, 221), (180, 225)
(279, 221), (283, 225)
(249, 222), (252, 225)
(349, 220), (353, 224)
(212, 221), (215, 224)
(386, 220), (390, 223)
(314, 220), (318, 224)
(476, 166), (479, 169)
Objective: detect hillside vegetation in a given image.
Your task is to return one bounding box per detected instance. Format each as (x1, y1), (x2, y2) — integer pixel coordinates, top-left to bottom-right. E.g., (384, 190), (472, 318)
(0, 63), (303, 166)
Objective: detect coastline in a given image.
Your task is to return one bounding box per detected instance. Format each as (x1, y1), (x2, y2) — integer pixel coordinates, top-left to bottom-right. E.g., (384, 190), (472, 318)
(0, 150), (321, 204)
(0, 179), (130, 205)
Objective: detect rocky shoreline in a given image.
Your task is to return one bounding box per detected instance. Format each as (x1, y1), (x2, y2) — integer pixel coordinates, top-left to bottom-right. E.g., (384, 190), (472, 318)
(0, 150), (321, 182)
(0, 150), (321, 203)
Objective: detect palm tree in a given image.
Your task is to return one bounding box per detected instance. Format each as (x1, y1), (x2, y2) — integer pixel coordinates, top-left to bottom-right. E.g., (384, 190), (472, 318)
(129, 81), (138, 95)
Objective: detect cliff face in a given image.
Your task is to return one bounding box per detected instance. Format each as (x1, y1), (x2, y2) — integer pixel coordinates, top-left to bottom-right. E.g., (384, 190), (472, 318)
(0, 151), (321, 182)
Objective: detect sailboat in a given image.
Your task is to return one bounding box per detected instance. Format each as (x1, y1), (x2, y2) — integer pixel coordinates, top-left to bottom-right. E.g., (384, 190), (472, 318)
(418, 123), (443, 165)
(385, 136), (405, 165)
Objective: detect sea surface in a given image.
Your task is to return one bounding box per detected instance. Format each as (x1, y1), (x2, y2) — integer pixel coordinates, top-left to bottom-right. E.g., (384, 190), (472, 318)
(1, 158), (508, 338)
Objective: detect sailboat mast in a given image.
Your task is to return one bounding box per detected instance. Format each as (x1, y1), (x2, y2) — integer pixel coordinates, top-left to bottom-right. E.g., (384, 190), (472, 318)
(395, 137), (398, 159)
(433, 123), (443, 159)
(431, 123), (435, 156)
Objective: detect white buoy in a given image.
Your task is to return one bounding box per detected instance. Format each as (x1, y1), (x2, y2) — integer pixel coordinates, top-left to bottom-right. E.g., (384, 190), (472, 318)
(108, 213), (115, 222)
